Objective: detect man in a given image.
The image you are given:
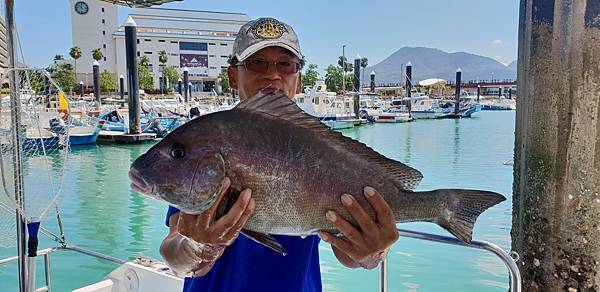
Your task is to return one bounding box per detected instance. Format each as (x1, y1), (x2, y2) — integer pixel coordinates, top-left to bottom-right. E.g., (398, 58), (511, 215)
(160, 17), (399, 292)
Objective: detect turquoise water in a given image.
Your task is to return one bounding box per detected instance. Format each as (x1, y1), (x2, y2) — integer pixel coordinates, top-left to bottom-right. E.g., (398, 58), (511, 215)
(0, 111), (514, 292)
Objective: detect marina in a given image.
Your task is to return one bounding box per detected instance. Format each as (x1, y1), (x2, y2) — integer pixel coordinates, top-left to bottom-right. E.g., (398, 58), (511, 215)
(0, 0), (598, 291)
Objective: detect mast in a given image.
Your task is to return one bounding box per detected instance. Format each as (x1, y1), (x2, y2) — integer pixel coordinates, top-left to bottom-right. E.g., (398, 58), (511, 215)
(4, 0), (27, 291)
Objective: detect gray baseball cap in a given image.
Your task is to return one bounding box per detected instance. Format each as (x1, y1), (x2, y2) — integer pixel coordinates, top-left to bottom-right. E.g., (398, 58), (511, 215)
(231, 17), (302, 63)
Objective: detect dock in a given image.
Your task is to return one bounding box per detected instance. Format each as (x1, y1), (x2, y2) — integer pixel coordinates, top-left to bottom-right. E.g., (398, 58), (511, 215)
(97, 131), (156, 144)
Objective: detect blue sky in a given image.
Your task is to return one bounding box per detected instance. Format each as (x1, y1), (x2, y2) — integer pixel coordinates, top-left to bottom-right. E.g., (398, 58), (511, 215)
(14, 0), (518, 73)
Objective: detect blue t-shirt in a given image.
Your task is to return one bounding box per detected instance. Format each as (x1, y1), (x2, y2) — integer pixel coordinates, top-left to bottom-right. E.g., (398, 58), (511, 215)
(165, 206), (322, 292)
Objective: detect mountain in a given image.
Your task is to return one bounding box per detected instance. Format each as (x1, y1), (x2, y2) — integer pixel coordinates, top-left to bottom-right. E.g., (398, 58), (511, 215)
(507, 60), (518, 71)
(365, 47), (517, 85)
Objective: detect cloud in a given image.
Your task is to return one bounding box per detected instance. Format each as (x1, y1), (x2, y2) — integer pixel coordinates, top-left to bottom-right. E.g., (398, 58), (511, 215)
(492, 39), (503, 45)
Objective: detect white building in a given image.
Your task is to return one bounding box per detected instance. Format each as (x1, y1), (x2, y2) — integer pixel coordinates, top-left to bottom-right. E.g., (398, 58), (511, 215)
(70, 0), (249, 91)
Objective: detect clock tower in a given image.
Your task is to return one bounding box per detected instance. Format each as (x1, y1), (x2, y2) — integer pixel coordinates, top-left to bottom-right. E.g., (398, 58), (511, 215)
(70, 0), (118, 84)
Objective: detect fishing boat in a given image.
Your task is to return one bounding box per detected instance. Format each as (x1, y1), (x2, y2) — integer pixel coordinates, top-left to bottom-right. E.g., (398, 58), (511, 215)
(294, 81), (362, 129)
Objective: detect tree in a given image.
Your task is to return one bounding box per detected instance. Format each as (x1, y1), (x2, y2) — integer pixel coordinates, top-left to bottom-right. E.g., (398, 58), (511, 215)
(51, 63), (77, 92)
(100, 71), (118, 93)
(325, 65), (342, 92)
(218, 68), (229, 94)
(54, 55), (64, 61)
(360, 57), (368, 86)
(69, 46), (82, 77)
(158, 50), (168, 92)
(163, 66), (180, 90)
(302, 64), (319, 89)
(139, 56), (150, 68)
(91, 48), (103, 62)
(138, 59), (153, 91)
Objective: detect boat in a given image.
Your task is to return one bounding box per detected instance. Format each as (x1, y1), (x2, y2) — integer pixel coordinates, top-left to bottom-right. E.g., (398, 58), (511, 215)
(480, 97), (516, 110)
(294, 81), (364, 129)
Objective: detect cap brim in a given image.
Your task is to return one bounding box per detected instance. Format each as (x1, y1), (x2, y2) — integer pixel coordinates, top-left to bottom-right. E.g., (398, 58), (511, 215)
(236, 40), (302, 62)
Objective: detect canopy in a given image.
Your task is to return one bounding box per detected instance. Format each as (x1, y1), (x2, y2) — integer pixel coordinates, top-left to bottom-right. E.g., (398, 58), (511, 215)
(418, 78), (447, 87)
(98, 0), (182, 7)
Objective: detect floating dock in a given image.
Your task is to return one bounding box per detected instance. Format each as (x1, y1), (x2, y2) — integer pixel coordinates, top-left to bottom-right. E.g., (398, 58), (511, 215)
(97, 131), (156, 144)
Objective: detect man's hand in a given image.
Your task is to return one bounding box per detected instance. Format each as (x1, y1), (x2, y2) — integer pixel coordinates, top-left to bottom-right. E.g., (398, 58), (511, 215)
(160, 177), (255, 277)
(178, 177), (256, 248)
(318, 186), (399, 269)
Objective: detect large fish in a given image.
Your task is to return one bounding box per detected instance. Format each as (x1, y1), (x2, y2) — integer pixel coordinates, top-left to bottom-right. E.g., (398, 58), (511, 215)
(129, 91), (505, 253)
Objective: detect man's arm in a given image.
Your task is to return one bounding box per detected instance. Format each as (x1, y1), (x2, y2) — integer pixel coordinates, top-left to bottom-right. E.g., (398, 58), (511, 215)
(160, 177), (256, 277)
(318, 186), (399, 269)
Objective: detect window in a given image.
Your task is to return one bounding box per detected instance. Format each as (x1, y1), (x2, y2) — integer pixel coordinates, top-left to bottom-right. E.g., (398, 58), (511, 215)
(220, 43), (228, 46)
(144, 39), (151, 42)
(103, 44), (106, 49)
(159, 64), (165, 73)
(103, 57), (106, 61)
(137, 52), (140, 57)
(209, 55), (216, 57)
(209, 66), (217, 69)
(144, 51), (152, 55)
(221, 66), (228, 69)
(179, 42), (208, 51)
(158, 40), (165, 43)
(102, 30), (106, 36)
(148, 64), (153, 72)
(102, 19), (105, 24)
(137, 39), (140, 44)
(170, 41), (178, 44)
(101, 8), (105, 12)
(221, 55), (228, 58)
(209, 43), (216, 46)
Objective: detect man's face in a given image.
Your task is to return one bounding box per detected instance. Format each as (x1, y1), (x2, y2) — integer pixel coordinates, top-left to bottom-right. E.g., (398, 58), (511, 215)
(227, 46), (302, 100)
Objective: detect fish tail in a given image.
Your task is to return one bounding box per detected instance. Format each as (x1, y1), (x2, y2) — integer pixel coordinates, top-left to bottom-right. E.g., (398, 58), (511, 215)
(431, 189), (505, 243)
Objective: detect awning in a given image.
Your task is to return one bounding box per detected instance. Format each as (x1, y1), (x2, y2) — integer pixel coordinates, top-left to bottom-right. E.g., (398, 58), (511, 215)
(418, 78), (447, 87)
(98, 0), (182, 7)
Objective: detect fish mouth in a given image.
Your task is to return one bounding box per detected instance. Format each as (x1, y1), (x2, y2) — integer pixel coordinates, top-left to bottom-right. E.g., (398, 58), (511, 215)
(128, 168), (152, 194)
(258, 84), (281, 94)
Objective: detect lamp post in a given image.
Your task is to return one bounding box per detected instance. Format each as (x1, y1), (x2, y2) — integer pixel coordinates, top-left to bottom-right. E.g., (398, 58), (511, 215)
(342, 44), (346, 93)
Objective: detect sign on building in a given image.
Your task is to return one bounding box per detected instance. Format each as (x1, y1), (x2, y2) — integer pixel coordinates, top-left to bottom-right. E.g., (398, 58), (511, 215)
(179, 42), (209, 77)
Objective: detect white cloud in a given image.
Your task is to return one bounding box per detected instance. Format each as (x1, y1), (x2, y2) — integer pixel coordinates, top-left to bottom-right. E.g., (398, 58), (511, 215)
(492, 39), (503, 45)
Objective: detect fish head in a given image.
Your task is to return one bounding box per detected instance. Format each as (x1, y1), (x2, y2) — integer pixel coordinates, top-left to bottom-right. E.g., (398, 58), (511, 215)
(129, 125), (226, 215)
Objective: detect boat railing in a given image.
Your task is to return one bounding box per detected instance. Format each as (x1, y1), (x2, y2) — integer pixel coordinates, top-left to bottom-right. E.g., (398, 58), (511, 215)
(1, 229), (521, 292)
(379, 228), (521, 292)
(0, 245), (126, 292)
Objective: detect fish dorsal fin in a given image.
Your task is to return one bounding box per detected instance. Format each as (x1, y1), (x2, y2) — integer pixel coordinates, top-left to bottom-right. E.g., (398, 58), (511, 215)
(234, 91), (423, 189)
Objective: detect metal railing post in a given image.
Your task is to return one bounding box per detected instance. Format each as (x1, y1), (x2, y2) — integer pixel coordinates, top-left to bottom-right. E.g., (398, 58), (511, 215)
(44, 254), (51, 292)
(379, 258), (388, 292)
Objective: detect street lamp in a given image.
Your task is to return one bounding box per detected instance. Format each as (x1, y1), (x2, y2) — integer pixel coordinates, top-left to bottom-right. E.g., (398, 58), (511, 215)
(342, 44), (346, 93)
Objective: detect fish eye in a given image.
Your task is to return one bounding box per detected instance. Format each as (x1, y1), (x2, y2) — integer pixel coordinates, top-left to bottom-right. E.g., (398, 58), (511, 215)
(170, 144), (186, 158)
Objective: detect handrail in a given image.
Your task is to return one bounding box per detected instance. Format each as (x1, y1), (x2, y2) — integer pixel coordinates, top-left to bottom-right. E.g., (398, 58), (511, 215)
(380, 228), (521, 292)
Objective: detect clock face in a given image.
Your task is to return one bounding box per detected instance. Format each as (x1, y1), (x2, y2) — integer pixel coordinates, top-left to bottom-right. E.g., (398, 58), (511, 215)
(74, 1), (89, 15)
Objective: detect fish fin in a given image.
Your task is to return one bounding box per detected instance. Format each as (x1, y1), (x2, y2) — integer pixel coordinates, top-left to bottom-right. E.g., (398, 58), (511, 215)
(241, 229), (287, 256)
(234, 91), (423, 189)
(432, 189), (506, 243)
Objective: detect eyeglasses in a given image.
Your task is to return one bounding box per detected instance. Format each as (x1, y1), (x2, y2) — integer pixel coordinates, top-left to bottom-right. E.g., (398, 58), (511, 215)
(236, 59), (301, 74)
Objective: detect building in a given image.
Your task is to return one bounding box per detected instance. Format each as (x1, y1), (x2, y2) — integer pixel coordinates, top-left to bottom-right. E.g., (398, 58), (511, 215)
(70, 0), (249, 91)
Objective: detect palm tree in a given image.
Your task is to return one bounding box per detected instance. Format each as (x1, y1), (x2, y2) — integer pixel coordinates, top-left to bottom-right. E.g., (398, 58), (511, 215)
(139, 56), (150, 68)
(69, 46), (82, 78)
(360, 57), (368, 88)
(158, 50), (168, 92)
(91, 48), (103, 62)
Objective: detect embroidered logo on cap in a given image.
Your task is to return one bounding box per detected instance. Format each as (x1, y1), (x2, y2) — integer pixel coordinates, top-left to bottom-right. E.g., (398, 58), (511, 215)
(251, 18), (288, 39)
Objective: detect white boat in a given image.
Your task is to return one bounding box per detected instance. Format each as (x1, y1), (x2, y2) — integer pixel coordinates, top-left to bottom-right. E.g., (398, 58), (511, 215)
(480, 97), (516, 110)
(294, 81), (363, 129)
